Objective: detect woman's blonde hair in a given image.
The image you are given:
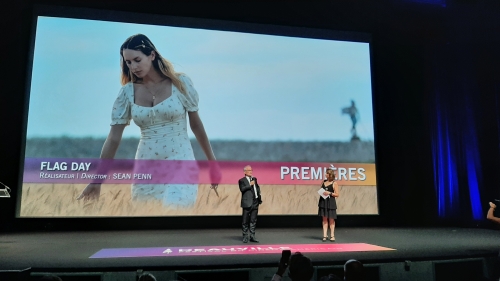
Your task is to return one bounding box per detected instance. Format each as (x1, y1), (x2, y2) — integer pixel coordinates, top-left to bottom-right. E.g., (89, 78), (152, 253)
(325, 168), (336, 180)
(119, 34), (187, 95)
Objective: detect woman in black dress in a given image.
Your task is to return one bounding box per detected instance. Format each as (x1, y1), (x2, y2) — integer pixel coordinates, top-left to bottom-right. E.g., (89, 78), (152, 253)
(318, 168), (339, 242)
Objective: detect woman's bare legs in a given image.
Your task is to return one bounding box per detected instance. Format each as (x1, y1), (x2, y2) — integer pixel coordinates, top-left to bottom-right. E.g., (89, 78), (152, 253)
(322, 216), (328, 239)
(329, 218), (336, 241)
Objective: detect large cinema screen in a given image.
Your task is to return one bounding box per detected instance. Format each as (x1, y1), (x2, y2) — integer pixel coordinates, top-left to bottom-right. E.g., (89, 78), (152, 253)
(18, 13), (377, 217)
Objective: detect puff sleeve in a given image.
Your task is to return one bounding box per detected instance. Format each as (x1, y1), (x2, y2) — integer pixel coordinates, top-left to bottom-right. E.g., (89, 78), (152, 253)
(177, 74), (199, 112)
(110, 84), (132, 126)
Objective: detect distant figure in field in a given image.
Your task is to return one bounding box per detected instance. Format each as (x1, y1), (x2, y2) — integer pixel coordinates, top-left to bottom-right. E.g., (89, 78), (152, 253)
(342, 100), (360, 141)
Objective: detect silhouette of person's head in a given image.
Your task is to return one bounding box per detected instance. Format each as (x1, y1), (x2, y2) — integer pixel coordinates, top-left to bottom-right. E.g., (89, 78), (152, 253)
(344, 259), (364, 281)
(138, 272), (156, 281)
(288, 252), (314, 281)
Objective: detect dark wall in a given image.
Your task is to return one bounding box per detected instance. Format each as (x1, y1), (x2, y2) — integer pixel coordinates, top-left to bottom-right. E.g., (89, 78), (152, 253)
(1, 0), (499, 231)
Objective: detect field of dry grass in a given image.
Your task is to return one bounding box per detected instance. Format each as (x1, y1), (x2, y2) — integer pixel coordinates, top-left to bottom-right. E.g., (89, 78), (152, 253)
(19, 183), (378, 217)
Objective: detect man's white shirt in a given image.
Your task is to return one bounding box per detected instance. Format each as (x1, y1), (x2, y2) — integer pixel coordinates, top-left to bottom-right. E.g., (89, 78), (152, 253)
(246, 176), (259, 199)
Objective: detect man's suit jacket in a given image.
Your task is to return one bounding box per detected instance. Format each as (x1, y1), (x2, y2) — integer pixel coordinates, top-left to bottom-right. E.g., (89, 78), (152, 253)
(239, 176), (262, 208)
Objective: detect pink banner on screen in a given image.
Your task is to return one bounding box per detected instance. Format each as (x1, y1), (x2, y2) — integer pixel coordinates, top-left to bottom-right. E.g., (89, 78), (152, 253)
(90, 243), (394, 258)
(23, 158), (376, 185)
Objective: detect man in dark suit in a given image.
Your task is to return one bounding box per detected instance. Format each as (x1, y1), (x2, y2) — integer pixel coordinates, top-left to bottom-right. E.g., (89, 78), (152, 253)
(239, 165), (262, 243)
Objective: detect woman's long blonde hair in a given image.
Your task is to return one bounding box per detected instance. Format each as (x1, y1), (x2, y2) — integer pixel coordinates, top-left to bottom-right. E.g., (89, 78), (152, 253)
(120, 34), (187, 95)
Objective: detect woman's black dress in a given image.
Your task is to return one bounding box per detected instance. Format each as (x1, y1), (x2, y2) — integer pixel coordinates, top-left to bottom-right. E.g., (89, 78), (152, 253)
(318, 180), (337, 219)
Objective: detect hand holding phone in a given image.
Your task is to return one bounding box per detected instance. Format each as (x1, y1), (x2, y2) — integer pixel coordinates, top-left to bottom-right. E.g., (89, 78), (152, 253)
(276, 250), (291, 276)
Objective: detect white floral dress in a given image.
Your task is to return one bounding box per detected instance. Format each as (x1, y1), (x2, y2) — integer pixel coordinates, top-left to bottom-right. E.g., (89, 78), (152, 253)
(111, 74), (199, 208)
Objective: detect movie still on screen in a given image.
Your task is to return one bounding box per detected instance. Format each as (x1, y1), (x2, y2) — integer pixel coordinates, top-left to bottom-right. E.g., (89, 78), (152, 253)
(19, 16), (376, 217)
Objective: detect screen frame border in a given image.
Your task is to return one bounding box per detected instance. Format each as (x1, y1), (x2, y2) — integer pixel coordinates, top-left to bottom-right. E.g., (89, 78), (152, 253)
(16, 4), (380, 226)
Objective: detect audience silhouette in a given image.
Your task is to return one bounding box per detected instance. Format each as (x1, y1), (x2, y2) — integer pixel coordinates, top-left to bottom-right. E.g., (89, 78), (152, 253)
(344, 259), (364, 281)
(138, 272), (157, 281)
(272, 251), (314, 281)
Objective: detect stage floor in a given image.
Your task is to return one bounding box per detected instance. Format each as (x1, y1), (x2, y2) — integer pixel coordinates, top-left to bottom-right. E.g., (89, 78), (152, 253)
(0, 227), (499, 271)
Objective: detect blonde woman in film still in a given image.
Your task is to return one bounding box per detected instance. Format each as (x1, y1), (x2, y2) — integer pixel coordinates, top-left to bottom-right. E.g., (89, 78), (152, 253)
(77, 34), (220, 209)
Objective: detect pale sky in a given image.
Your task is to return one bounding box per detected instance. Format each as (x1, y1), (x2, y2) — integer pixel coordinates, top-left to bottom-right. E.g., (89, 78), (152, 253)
(27, 16), (374, 141)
